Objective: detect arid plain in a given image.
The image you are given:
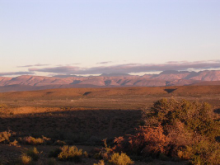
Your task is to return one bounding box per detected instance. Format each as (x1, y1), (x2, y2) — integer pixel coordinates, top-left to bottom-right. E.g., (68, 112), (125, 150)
(0, 85), (220, 164)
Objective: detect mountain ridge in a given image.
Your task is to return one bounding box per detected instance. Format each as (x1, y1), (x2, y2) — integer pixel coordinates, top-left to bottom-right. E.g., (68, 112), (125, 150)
(1, 70), (220, 92)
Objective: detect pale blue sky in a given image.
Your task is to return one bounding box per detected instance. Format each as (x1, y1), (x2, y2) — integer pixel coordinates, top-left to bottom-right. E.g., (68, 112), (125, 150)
(0, 0), (220, 76)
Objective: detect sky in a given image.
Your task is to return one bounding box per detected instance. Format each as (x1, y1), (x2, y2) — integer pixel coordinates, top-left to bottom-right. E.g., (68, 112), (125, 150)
(0, 0), (220, 77)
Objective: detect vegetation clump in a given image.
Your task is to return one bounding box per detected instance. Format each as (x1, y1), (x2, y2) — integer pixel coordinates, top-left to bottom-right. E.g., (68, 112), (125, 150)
(94, 160), (105, 165)
(113, 125), (169, 157)
(0, 131), (11, 143)
(108, 152), (133, 165)
(57, 145), (84, 162)
(113, 98), (220, 165)
(21, 136), (51, 145)
(20, 154), (32, 165)
(150, 98), (220, 140)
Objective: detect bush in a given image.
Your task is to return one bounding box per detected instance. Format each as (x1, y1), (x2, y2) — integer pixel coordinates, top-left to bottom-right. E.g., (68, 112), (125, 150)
(57, 145), (83, 162)
(20, 154), (32, 165)
(25, 147), (40, 161)
(94, 160), (105, 165)
(21, 136), (51, 145)
(150, 98), (220, 140)
(113, 98), (220, 165)
(113, 125), (169, 157)
(179, 140), (220, 165)
(108, 152), (133, 165)
(0, 131), (11, 143)
(9, 139), (19, 146)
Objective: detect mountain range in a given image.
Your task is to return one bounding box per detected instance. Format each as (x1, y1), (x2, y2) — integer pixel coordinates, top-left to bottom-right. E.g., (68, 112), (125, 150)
(1, 70), (220, 92)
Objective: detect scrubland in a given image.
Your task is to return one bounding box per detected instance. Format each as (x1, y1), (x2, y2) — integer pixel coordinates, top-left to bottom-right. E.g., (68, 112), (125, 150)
(0, 86), (220, 165)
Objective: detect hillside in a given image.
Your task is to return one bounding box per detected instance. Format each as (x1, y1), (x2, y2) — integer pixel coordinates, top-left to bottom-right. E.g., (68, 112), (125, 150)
(1, 70), (220, 92)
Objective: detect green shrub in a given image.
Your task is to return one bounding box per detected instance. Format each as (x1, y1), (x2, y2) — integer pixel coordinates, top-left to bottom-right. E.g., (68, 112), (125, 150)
(57, 145), (83, 162)
(108, 152), (133, 165)
(179, 140), (220, 165)
(150, 98), (220, 140)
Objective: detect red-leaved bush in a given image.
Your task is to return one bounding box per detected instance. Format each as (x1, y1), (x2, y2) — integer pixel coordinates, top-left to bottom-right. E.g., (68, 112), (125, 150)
(113, 125), (169, 157)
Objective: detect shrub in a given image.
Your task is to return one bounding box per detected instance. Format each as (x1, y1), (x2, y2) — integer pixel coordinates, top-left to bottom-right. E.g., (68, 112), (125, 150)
(113, 98), (220, 165)
(20, 154), (32, 165)
(92, 139), (113, 160)
(108, 152), (133, 165)
(9, 139), (19, 146)
(21, 136), (51, 145)
(150, 98), (220, 140)
(179, 140), (220, 165)
(94, 160), (105, 165)
(25, 147), (39, 161)
(22, 136), (44, 145)
(113, 125), (169, 157)
(57, 145), (83, 162)
(0, 131), (11, 143)
(83, 151), (88, 158)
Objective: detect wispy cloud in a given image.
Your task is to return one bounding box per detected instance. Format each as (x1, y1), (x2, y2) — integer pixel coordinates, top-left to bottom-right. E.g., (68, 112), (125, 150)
(17, 64), (48, 68)
(29, 60), (220, 75)
(0, 71), (34, 77)
(97, 61), (113, 65)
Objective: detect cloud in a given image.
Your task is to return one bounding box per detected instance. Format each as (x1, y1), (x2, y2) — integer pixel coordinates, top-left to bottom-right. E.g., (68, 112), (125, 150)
(97, 61), (113, 64)
(0, 71), (34, 77)
(17, 64), (48, 68)
(29, 66), (79, 73)
(28, 60), (220, 75)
